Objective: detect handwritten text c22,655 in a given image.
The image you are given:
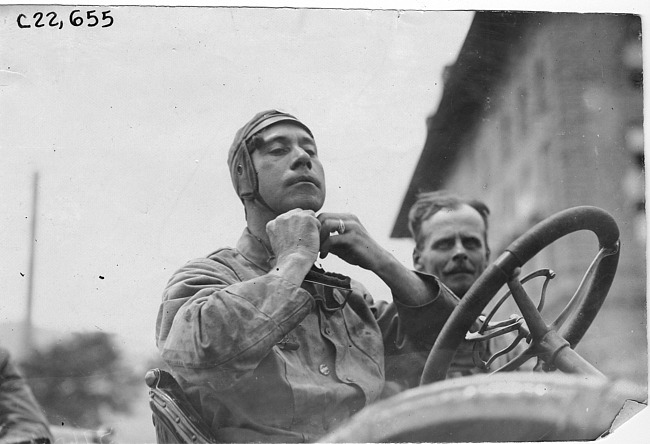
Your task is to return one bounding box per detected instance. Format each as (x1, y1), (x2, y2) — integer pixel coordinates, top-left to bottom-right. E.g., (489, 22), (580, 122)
(17, 10), (115, 30)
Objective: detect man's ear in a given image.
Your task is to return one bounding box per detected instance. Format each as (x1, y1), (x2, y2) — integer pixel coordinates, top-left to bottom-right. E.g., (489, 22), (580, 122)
(413, 249), (423, 271)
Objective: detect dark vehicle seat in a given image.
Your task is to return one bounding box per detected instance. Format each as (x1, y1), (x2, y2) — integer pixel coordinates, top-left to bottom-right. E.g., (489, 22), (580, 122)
(145, 368), (217, 444)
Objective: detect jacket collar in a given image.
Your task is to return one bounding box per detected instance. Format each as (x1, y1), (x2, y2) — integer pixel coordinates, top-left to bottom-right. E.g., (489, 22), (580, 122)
(236, 228), (276, 272)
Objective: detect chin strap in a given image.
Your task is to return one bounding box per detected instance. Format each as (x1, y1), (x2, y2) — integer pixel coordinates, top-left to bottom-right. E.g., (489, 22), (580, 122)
(251, 187), (277, 214)
(237, 141), (278, 215)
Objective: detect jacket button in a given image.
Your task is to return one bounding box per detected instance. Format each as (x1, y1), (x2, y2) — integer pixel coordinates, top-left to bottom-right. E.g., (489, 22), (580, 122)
(319, 364), (331, 376)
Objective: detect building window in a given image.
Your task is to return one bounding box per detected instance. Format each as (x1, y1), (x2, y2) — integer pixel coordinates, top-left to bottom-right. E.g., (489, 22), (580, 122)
(480, 145), (490, 190)
(622, 123), (645, 241)
(623, 41), (643, 89)
(517, 87), (528, 135)
(625, 125), (644, 153)
(622, 17), (643, 89)
(539, 142), (553, 213)
(500, 115), (512, 160)
(534, 59), (548, 113)
(516, 164), (536, 222)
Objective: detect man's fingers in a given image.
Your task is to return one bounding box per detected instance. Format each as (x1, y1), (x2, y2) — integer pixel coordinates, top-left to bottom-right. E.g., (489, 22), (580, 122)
(319, 234), (347, 260)
(317, 214), (338, 234)
(317, 213), (355, 235)
(319, 237), (331, 259)
(317, 216), (351, 258)
(319, 232), (350, 259)
(319, 225), (331, 246)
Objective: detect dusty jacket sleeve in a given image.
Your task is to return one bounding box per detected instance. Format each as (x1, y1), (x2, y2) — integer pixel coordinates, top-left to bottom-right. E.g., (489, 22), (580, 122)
(0, 348), (53, 444)
(155, 258), (314, 389)
(382, 271), (459, 344)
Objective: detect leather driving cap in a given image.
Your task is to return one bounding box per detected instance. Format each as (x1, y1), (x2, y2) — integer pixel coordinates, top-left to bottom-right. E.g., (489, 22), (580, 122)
(227, 110), (313, 201)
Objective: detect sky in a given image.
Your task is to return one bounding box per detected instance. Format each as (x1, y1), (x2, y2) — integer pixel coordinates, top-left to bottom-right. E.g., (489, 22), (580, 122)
(0, 5), (479, 357)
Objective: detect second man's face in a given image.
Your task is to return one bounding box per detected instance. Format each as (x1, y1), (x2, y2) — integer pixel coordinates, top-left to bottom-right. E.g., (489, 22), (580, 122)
(414, 204), (489, 297)
(251, 122), (326, 214)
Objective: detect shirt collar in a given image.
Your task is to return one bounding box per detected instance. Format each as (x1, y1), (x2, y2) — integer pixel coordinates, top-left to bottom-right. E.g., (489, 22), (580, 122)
(236, 228), (276, 272)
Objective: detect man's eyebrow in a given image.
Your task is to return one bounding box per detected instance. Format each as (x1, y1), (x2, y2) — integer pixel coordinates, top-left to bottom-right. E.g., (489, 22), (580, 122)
(262, 134), (289, 144)
(431, 234), (453, 244)
(261, 133), (316, 148)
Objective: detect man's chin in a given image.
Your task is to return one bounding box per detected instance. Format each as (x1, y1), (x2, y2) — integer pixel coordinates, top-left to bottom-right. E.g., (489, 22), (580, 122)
(280, 197), (325, 213)
(300, 197), (325, 212)
(444, 275), (474, 297)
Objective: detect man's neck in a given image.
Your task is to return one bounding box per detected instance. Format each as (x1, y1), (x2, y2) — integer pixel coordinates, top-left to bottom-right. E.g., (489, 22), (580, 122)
(244, 201), (277, 252)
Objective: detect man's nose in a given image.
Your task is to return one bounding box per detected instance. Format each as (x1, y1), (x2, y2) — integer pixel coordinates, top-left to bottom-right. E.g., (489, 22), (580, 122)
(291, 147), (312, 170)
(451, 242), (468, 261)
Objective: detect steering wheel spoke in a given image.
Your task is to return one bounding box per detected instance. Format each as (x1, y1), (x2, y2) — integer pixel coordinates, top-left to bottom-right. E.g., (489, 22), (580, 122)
(507, 268), (552, 342)
(466, 268), (559, 371)
(490, 342), (538, 372)
(481, 268), (556, 329)
(482, 332), (527, 369)
(469, 268), (554, 372)
(551, 242), (620, 334)
(465, 316), (523, 342)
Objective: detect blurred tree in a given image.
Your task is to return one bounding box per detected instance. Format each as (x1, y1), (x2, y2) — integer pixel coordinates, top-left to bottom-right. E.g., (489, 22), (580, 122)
(17, 331), (139, 429)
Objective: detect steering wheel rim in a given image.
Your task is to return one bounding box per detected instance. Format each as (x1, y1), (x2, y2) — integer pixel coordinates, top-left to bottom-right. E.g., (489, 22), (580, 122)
(420, 206), (620, 385)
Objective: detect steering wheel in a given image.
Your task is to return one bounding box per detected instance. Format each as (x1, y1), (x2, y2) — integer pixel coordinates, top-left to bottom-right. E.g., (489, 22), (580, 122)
(420, 206), (620, 384)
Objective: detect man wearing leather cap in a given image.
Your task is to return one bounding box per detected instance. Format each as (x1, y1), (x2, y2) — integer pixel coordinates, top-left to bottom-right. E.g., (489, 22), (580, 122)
(155, 110), (459, 442)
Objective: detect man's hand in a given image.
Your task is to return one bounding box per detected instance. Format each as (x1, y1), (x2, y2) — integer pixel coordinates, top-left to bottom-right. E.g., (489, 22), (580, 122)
(266, 209), (321, 285)
(318, 212), (449, 308)
(317, 213), (388, 271)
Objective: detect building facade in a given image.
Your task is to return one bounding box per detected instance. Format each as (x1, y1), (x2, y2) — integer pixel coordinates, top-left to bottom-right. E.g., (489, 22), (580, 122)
(392, 12), (646, 385)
